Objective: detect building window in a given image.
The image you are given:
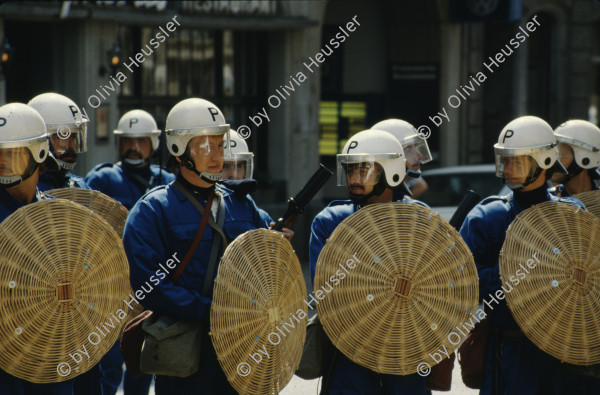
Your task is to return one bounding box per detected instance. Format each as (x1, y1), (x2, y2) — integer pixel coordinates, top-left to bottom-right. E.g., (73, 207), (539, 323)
(116, 26), (268, 171)
(119, 27), (221, 98)
(319, 101), (367, 156)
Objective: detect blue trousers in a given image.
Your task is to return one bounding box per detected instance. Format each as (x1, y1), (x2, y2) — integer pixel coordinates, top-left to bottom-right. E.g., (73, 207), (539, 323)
(481, 331), (600, 394)
(73, 363), (102, 395)
(100, 341), (153, 395)
(325, 351), (430, 395)
(0, 369), (74, 395)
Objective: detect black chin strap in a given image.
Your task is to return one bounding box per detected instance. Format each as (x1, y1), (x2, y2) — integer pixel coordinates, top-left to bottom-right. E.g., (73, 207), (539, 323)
(523, 166), (543, 188)
(563, 161), (585, 182)
(181, 152), (220, 184)
(406, 168), (421, 178)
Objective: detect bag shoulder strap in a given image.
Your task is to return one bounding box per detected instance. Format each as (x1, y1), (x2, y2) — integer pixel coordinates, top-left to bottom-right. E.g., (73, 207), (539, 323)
(171, 189), (214, 284)
(173, 180), (228, 247)
(203, 193), (226, 297)
(172, 180), (228, 297)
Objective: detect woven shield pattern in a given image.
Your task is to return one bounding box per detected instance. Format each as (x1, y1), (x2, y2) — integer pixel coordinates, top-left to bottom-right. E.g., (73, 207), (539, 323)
(574, 190), (600, 218)
(315, 202), (478, 375)
(211, 228), (307, 394)
(47, 188), (129, 237)
(500, 201), (600, 365)
(0, 199), (132, 382)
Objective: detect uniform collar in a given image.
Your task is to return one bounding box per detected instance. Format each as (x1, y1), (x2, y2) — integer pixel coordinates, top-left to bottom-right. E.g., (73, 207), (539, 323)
(511, 185), (551, 211)
(120, 161), (152, 177)
(171, 175), (225, 203)
(0, 187), (43, 212)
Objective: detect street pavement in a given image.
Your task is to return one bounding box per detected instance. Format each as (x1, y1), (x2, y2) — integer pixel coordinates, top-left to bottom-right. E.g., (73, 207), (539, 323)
(118, 363), (477, 394)
(280, 362), (478, 394)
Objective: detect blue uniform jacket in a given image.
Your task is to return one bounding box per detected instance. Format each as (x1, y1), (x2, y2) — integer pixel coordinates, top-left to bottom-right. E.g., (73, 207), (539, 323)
(0, 187), (48, 222)
(123, 182), (272, 321)
(38, 171), (90, 191)
(85, 163), (175, 209)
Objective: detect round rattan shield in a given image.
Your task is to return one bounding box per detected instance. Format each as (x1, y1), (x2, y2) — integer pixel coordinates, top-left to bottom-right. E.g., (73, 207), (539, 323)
(314, 202), (479, 375)
(574, 190), (600, 218)
(0, 199), (133, 383)
(499, 201), (600, 365)
(46, 188), (129, 237)
(210, 228), (307, 394)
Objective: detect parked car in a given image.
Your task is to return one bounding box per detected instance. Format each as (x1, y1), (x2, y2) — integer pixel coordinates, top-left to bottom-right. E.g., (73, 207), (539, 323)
(418, 164), (510, 221)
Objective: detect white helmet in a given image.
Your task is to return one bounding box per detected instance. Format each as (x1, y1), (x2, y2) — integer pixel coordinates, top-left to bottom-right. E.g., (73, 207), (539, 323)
(494, 116), (562, 189)
(114, 109), (161, 152)
(0, 103), (49, 187)
(165, 98), (229, 156)
(165, 98), (230, 184)
(371, 119), (432, 177)
(223, 129), (253, 179)
(28, 92), (88, 170)
(337, 129), (406, 189)
(554, 120), (600, 170)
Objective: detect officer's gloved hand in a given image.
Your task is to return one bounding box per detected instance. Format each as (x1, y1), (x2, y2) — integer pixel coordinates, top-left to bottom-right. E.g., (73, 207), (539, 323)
(218, 178), (258, 195)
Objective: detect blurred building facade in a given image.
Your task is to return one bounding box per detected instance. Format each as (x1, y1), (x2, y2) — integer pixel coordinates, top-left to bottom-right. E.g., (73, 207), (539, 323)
(0, 0), (598, 258)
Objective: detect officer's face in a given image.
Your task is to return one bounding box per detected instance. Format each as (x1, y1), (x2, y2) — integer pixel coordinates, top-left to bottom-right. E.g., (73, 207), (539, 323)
(502, 155), (533, 184)
(404, 143), (422, 170)
(188, 135), (225, 175)
(552, 143), (573, 182)
(0, 147), (30, 178)
(222, 160), (246, 180)
(346, 162), (381, 195)
(50, 133), (77, 164)
(120, 137), (152, 161)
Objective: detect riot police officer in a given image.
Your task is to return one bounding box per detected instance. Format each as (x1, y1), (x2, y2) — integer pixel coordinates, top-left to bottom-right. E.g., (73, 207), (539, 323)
(122, 98), (291, 394)
(551, 119), (600, 196)
(85, 109), (175, 209)
(309, 129), (430, 394)
(371, 118), (432, 199)
(459, 116), (596, 394)
(0, 102), (77, 394)
(28, 92), (90, 190)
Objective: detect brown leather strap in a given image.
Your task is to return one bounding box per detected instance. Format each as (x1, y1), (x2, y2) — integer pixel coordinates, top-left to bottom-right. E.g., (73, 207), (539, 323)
(172, 191), (214, 284)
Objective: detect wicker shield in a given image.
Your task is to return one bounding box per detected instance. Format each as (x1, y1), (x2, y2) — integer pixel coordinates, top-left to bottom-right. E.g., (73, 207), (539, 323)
(210, 229), (307, 394)
(314, 202), (479, 375)
(46, 188), (129, 237)
(0, 199), (133, 383)
(499, 201), (600, 365)
(574, 190), (600, 218)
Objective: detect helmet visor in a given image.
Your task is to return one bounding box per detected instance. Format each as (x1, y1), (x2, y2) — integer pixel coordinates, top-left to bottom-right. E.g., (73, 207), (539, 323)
(337, 154), (388, 186)
(403, 137), (432, 166)
(47, 121), (88, 154)
(222, 153), (253, 180)
(188, 135), (225, 161)
(0, 147), (31, 183)
(495, 154), (539, 179)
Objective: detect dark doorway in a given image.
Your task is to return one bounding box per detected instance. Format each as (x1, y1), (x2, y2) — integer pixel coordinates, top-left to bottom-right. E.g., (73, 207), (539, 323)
(4, 20), (55, 103)
(527, 13), (557, 124)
